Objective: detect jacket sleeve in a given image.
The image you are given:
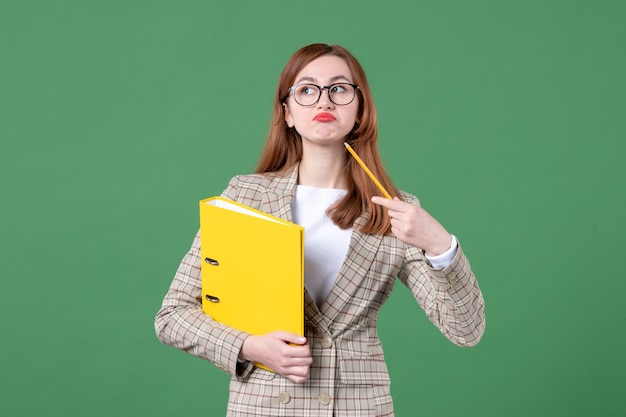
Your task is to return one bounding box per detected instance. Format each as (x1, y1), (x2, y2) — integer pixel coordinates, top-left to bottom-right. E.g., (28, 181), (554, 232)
(154, 176), (255, 378)
(396, 194), (486, 347)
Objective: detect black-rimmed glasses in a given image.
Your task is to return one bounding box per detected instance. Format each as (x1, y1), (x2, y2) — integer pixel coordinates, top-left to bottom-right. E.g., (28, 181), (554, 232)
(287, 83), (359, 106)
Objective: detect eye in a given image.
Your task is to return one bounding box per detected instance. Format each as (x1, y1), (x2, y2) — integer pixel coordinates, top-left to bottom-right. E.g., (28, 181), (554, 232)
(296, 84), (319, 95)
(330, 84), (348, 93)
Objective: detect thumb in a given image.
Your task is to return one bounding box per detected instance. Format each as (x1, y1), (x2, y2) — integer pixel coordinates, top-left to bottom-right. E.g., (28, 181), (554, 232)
(273, 331), (306, 345)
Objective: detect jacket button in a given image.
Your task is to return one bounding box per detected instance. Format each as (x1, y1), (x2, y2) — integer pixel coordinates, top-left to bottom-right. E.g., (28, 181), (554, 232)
(448, 271), (459, 288)
(319, 392), (331, 406)
(321, 335), (333, 348)
(279, 392), (291, 404)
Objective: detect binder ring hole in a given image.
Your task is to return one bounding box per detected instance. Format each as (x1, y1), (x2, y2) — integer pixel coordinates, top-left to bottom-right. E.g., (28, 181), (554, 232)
(205, 294), (220, 303)
(204, 257), (219, 266)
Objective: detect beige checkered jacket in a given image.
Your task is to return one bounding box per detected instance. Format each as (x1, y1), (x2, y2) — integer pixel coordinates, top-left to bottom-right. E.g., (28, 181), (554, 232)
(155, 165), (485, 416)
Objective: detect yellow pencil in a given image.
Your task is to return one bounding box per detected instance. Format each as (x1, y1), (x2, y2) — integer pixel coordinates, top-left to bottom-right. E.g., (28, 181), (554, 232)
(344, 142), (393, 199)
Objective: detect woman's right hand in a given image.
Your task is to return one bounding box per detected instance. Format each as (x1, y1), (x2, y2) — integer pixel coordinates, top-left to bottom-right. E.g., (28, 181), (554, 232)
(239, 331), (313, 383)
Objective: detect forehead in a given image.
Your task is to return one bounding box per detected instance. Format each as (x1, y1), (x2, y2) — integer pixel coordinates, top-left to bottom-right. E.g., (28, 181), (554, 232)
(294, 55), (353, 84)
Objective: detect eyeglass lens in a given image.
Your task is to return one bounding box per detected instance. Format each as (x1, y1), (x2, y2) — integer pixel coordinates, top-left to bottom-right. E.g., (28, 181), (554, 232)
(292, 84), (356, 106)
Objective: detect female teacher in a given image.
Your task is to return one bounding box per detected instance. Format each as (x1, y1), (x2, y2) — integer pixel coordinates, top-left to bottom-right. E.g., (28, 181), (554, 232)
(155, 43), (485, 417)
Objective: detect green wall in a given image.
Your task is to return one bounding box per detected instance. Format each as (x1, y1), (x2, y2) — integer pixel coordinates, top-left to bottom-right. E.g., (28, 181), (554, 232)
(1, 1), (624, 415)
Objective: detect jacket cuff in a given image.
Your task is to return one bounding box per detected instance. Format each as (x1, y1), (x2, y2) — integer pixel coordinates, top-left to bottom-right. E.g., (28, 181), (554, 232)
(208, 323), (250, 377)
(429, 244), (471, 291)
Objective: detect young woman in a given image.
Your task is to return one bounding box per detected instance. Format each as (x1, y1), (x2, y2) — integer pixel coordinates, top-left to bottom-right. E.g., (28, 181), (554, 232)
(155, 43), (485, 417)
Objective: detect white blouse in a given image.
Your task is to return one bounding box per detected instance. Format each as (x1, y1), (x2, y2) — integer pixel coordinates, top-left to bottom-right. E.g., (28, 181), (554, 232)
(291, 185), (458, 307)
(291, 185), (351, 307)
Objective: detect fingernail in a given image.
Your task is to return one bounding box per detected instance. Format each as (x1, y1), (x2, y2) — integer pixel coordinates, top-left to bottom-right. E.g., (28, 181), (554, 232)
(297, 337), (306, 344)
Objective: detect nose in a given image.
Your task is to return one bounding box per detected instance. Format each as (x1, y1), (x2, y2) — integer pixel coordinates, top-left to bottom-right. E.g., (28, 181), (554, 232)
(317, 86), (334, 108)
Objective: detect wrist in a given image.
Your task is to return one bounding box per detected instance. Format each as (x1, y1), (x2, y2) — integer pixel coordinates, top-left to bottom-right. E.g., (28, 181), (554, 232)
(239, 335), (255, 362)
(425, 233), (452, 257)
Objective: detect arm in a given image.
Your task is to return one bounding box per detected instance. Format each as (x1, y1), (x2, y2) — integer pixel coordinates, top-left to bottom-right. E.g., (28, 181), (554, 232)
(154, 231), (254, 377)
(399, 242), (485, 347)
(372, 195), (485, 346)
(155, 176), (312, 382)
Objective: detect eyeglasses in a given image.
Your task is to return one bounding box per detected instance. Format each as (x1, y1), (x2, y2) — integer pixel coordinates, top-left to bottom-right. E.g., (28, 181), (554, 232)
(288, 83), (359, 106)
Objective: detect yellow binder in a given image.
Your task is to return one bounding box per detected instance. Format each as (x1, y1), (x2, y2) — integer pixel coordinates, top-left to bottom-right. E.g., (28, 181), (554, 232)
(199, 197), (304, 370)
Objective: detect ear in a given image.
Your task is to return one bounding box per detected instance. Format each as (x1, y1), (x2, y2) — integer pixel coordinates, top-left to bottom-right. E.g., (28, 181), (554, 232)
(283, 103), (294, 128)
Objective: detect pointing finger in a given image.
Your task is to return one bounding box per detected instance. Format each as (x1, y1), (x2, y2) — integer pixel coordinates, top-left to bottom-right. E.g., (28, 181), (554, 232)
(371, 196), (397, 208)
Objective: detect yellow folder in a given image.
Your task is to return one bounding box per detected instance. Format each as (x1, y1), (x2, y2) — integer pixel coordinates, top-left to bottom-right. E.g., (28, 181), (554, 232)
(199, 196), (304, 370)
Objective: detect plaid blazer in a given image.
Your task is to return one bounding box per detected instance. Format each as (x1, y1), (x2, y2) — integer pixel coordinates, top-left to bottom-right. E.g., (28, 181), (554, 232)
(155, 165), (485, 417)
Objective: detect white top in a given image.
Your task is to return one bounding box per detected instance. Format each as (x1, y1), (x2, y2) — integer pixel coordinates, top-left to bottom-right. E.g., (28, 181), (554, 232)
(291, 185), (458, 307)
(292, 185), (351, 307)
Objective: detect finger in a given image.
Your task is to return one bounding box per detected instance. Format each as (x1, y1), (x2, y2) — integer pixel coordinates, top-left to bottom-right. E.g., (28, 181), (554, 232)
(285, 369), (310, 384)
(390, 218), (410, 232)
(387, 208), (405, 219)
(373, 195), (414, 212)
(289, 363), (311, 375)
(283, 348), (312, 364)
(371, 196), (397, 208)
(285, 352), (313, 366)
(272, 331), (307, 345)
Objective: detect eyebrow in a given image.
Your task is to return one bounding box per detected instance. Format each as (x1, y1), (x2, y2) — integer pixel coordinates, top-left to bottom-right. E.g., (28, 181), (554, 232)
(294, 75), (352, 85)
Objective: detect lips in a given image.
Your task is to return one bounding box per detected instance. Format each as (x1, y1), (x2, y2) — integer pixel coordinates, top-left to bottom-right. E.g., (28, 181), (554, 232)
(313, 112), (336, 122)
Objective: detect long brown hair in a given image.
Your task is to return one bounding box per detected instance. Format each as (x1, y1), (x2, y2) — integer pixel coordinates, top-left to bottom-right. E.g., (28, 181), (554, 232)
(256, 43), (399, 235)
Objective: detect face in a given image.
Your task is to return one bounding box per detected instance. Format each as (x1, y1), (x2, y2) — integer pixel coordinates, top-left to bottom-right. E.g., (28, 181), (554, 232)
(283, 55), (359, 147)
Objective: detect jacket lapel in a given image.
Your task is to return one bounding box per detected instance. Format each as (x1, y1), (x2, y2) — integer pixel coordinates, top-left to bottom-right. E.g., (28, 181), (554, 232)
(320, 213), (384, 324)
(257, 165), (384, 327)
(259, 164), (299, 222)
(257, 164), (326, 326)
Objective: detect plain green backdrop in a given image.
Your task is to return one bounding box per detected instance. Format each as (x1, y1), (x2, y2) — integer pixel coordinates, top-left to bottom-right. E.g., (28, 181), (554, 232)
(1, 1), (624, 416)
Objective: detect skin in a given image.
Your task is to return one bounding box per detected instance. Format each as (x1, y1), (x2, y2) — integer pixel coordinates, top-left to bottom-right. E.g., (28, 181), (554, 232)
(284, 55), (359, 189)
(372, 196), (451, 256)
(239, 55), (452, 383)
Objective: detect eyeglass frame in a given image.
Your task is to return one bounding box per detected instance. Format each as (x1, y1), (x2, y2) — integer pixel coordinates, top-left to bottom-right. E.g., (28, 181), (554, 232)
(285, 82), (360, 107)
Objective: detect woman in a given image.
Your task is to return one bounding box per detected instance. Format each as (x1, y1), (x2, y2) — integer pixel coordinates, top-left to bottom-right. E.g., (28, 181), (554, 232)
(155, 43), (485, 417)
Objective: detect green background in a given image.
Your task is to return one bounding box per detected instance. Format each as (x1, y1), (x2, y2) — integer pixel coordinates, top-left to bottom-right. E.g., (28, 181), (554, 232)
(1, 0), (624, 416)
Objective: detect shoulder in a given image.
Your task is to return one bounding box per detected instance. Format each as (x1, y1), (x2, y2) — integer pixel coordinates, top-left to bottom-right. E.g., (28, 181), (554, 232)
(221, 169), (297, 204)
(221, 173), (275, 200)
(227, 173), (276, 189)
(221, 164), (299, 203)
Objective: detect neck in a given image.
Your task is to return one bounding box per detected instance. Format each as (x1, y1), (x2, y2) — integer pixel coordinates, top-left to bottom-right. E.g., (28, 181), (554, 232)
(298, 142), (347, 189)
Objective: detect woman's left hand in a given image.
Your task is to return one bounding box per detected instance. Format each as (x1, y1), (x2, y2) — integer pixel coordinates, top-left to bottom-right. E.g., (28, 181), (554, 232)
(372, 196), (452, 256)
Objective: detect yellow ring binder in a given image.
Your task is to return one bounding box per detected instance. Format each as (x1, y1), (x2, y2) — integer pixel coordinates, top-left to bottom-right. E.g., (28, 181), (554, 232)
(199, 196), (305, 372)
